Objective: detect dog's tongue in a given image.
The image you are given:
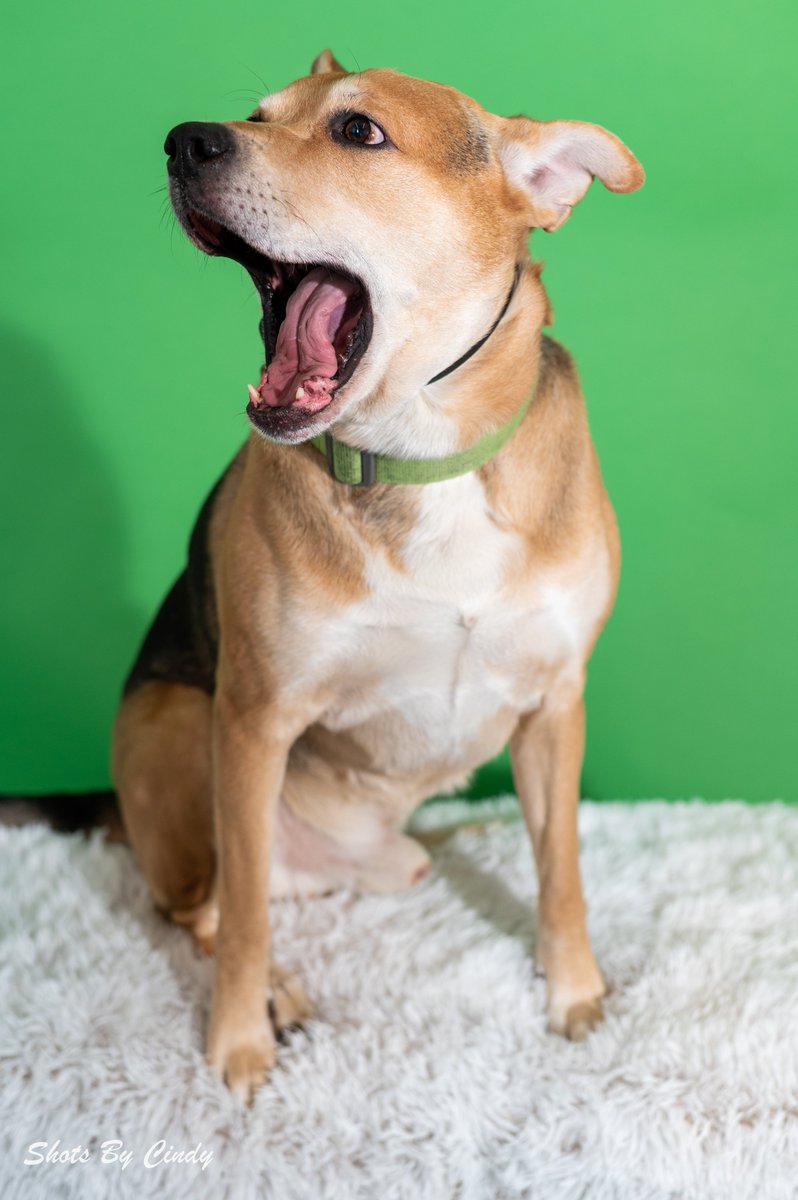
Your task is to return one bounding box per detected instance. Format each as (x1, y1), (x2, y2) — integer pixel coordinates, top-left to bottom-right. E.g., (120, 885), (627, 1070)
(254, 267), (360, 412)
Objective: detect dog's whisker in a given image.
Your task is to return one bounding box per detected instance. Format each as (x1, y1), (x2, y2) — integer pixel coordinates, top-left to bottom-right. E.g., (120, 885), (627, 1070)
(223, 88), (266, 105)
(238, 63), (272, 96)
(273, 197), (326, 249)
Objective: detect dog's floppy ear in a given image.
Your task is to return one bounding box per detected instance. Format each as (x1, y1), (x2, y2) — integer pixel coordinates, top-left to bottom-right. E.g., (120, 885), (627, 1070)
(496, 117), (644, 232)
(311, 48), (346, 75)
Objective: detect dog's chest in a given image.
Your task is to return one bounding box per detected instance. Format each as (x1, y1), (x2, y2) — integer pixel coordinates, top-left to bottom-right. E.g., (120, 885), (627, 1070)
(316, 476), (606, 767)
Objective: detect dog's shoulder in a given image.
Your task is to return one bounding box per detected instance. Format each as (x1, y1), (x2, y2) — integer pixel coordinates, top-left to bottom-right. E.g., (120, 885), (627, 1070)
(478, 331), (618, 613)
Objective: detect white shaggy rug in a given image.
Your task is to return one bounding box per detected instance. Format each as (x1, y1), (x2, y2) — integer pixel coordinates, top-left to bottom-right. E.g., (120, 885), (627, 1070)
(1, 798), (797, 1200)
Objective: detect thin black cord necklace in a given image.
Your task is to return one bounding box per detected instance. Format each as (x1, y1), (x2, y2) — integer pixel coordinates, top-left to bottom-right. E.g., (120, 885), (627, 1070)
(425, 264), (521, 386)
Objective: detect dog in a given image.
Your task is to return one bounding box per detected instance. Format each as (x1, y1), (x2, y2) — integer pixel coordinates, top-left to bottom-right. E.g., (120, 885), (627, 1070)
(111, 48), (644, 1102)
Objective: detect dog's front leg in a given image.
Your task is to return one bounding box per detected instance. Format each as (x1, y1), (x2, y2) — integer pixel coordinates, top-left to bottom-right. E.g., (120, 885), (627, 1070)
(206, 684), (309, 1102)
(509, 696), (605, 1041)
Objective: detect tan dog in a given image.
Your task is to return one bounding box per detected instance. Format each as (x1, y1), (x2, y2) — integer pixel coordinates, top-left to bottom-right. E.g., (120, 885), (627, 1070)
(111, 49), (643, 1101)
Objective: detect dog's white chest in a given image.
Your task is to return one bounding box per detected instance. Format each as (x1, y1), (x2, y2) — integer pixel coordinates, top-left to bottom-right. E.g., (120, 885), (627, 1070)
(317, 475), (608, 768)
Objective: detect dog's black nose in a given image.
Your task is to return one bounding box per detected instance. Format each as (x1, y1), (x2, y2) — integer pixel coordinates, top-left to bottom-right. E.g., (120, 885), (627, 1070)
(164, 122), (235, 178)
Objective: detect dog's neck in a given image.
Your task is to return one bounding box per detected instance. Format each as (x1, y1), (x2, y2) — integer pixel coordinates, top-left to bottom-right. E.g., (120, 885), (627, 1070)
(425, 264), (521, 387)
(329, 259), (546, 461)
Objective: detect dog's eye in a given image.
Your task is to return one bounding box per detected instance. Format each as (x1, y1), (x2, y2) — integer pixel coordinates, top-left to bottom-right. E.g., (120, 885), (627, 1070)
(342, 115), (385, 146)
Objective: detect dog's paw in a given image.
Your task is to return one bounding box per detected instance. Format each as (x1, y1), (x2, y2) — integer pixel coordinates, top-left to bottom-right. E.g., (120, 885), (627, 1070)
(548, 995), (604, 1041)
(170, 896), (219, 956)
(268, 963), (313, 1034)
(207, 1018), (276, 1104)
(545, 967), (606, 1041)
(537, 937), (606, 1042)
(206, 965), (311, 1101)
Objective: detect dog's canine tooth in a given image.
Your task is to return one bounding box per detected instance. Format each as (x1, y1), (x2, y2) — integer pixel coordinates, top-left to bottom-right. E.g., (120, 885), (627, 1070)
(247, 384), (262, 407)
(295, 386), (306, 400)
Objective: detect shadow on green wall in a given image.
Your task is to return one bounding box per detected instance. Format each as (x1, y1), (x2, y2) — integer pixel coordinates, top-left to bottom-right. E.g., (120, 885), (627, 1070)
(0, 326), (143, 790)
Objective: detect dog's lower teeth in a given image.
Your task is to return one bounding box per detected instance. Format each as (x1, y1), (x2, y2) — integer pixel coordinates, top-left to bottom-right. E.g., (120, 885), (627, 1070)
(295, 387), (306, 400)
(247, 384), (261, 407)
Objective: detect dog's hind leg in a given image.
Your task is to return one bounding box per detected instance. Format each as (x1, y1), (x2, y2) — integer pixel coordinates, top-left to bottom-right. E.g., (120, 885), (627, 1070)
(111, 681), (219, 952)
(271, 780), (432, 899)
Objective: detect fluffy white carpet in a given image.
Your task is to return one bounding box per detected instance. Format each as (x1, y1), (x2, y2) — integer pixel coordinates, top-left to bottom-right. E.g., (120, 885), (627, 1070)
(1, 798), (797, 1200)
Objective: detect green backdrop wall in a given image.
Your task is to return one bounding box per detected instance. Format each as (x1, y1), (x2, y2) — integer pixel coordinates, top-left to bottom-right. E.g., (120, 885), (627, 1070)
(1, 0), (796, 800)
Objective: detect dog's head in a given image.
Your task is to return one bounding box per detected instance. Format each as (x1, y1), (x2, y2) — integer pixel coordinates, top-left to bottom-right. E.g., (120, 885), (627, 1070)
(166, 51), (643, 444)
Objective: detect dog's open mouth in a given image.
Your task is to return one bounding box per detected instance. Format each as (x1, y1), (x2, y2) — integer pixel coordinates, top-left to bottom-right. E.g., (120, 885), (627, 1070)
(184, 209), (372, 436)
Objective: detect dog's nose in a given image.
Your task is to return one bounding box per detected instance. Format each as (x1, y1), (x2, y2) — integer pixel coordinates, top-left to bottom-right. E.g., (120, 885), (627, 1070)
(164, 122), (235, 178)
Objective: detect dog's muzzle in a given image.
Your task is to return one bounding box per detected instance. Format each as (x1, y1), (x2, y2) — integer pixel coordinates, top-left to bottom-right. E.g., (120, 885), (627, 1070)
(162, 119), (373, 443)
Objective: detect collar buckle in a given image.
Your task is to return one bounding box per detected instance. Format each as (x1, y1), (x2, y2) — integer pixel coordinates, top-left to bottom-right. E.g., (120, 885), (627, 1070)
(356, 449), (377, 486)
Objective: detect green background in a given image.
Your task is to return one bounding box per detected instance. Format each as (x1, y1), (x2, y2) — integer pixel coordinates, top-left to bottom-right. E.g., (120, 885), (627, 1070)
(1, 0), (796, 800)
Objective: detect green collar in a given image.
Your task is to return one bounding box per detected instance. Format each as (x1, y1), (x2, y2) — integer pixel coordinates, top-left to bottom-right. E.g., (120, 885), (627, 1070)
(309, 388), (534, 486)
